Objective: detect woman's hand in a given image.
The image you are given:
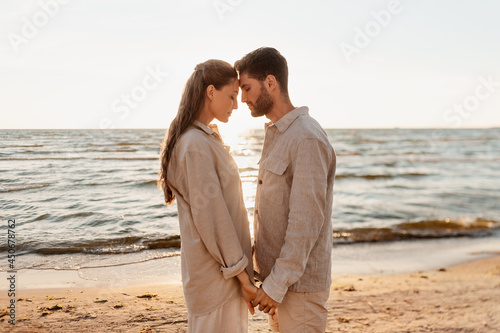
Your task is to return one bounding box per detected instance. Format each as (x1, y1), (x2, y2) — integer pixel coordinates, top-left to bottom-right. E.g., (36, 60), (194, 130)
(236, 270), (258, 315)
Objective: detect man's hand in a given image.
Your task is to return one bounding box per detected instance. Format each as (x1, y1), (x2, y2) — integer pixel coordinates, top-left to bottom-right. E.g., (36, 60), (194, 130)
(253, 286), (280, 316)
(236, 270), (258, 315)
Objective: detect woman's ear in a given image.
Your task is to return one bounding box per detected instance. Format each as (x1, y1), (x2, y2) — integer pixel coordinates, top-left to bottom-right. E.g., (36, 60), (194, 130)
(206, 85), (215, 101)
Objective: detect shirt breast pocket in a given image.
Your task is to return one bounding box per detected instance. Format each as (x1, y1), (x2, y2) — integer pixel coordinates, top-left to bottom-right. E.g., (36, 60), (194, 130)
(260, 156), (289, 206)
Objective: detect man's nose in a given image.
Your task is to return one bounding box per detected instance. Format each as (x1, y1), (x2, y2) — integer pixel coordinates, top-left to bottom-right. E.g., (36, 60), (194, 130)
(241, 91), (247, 103)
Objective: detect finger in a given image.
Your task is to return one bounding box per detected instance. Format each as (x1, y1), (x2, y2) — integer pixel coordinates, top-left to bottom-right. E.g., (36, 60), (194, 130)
(246, 301), (255, 315)
(269, 307), (276, 316)
(263, 305), (271, 314)
(258, 303), (266, 312)
(253, 293), (263, 306)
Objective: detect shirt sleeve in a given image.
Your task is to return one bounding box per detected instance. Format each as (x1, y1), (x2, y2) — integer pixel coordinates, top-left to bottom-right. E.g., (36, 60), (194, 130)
(262, 138), (331, 303)
(182, 150), (248, 279)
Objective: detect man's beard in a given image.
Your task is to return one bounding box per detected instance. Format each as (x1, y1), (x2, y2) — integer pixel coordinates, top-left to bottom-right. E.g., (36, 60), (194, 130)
(250, 84), (274, 117)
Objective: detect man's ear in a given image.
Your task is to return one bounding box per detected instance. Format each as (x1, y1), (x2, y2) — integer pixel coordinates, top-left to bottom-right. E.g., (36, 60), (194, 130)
(265, 75), (278, 92)
(206, 85), (215, 101)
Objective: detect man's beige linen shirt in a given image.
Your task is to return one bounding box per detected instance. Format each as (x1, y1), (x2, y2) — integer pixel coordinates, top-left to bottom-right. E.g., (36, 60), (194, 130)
(167, 121), (253, 316)
(254, 106), (336, 303)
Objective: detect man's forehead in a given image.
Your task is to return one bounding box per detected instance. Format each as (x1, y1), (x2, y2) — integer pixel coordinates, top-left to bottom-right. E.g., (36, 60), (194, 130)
(238, 73), (255, 86)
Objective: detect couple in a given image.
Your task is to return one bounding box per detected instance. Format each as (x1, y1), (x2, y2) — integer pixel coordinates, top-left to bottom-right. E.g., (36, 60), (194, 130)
(158, 47), (336, 332)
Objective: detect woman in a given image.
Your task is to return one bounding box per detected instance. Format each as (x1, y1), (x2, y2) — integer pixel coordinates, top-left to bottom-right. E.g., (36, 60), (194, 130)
(158, 59), (257, 332)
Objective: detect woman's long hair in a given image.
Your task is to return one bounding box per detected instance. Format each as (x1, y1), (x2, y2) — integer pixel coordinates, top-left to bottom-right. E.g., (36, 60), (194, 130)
(158, 59), (237, 205)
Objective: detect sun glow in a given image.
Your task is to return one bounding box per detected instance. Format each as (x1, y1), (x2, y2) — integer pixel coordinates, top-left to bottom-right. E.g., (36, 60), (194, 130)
(215, 105), (267, 149)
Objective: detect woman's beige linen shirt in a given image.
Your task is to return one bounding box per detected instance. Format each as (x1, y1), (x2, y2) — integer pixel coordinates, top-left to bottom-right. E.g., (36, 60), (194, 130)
(167, 121), (253, 316)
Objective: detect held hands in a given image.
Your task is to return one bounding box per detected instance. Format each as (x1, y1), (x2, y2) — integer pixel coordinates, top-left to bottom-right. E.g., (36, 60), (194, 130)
(236, 271), (280, 317)
(252, 286), (280, 317)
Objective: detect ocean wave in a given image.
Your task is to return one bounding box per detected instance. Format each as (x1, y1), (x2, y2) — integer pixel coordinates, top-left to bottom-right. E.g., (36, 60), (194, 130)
(0, 157), (86, 161)
(55, 212), (96, 221)
(34, 213), (51, 221)
(0, 184), (50, 192)
(138, 180), (157, 186)
(0, 235), (182, 256)
(336, 151), (362, 156)
(86, 148), (138, 152)
(93, 157), (157, 160)
(86, 235), (180, 254)
(336, 172), (428, 180)
(3, 144), (44, 148)
(356, 139), (389, 144)
(333, 218), (500, 244)
(6, 218), (498, 256)
(117, 142), (145, 146)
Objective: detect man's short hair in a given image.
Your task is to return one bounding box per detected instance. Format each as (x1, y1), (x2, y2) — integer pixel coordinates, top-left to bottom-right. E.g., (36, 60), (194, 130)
(235, 47), (289, 96)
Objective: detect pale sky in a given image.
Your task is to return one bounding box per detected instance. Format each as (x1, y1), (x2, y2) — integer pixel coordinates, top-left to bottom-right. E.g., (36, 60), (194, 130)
(1, 0), (500, 130)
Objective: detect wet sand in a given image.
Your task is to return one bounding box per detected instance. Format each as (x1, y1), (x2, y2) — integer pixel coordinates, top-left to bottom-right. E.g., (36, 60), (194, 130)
(1, 254), (499, 332)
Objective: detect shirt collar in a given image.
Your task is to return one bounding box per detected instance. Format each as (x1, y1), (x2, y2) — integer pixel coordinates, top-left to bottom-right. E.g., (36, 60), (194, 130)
(266, 106), (309, 133)
(192, 120), (229, 151)
(193, 120), (215, 135)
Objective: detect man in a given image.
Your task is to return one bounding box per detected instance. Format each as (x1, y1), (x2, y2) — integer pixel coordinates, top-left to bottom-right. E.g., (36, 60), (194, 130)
(235, 47), (336, 332)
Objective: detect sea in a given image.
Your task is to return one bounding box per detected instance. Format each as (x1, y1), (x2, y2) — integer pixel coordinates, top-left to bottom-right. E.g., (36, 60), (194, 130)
(1, 128), (499, 281)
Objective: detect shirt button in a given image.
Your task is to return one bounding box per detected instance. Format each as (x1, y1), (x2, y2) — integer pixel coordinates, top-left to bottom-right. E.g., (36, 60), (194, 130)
(258, 180), (263, 185)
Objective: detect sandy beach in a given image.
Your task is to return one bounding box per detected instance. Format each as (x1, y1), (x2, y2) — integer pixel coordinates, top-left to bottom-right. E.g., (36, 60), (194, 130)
(1, 253), (499, 332)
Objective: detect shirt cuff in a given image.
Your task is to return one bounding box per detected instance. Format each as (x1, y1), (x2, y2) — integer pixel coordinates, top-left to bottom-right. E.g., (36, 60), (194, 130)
(262, 273), (288, 304)
(220, 254), (249, 280)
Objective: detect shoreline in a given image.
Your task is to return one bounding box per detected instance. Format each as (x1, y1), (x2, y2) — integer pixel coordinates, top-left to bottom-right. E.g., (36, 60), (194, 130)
(1, 235), (499, 292)
(1, 254), (499, 332)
